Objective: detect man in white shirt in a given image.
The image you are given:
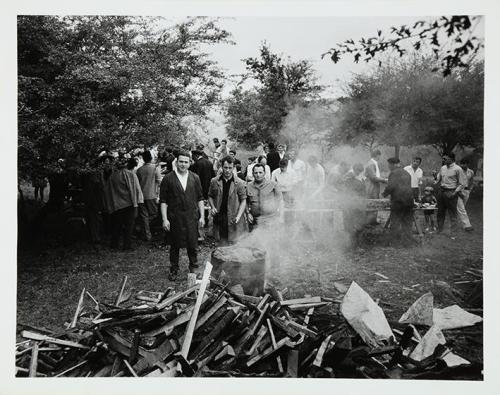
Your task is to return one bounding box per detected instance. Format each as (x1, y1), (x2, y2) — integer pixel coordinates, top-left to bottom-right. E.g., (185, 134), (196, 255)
(271, 159), (297, 206)
(305, 155), (325, 200)
(457, 159), (474, 232)
(287, 148), (306, 200)
(404, 157), (423, 201)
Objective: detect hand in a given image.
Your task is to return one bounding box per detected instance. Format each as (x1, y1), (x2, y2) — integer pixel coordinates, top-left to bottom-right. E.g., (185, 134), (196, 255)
(162, 219), (170, 231)
(231, 216), (240, 225)
(210, 207), (218, 216)
(199, 217), (205, 228)
(247, 213), (254, 224)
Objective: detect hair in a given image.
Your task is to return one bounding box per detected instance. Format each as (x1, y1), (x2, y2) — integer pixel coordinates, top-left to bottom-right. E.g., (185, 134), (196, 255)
(268, 142), (275, 150)
(253, 163), (265, 173)
(387, 157), (400, 165)
(191, 150), (202, 159)
(413, 156), (422, 163)
(220, 155), (234, 166)
(279, 158), (289, 167)
(229, 149), (236, 155)
(353, 163), (364, 173)
(176, 150), (191, 160)
(236, 164), (242, 172)
(460, 158), (469, 165)
(277, 143), (285, 148)
(141, 150), (153, 163)
(127, 157), (138, 170)
(443, 152), (456, 160)
(371, 149), (382, 158)
(221, 139), (227, 144)
(213, 137), (219, 143)
(248, 156), (256, 162)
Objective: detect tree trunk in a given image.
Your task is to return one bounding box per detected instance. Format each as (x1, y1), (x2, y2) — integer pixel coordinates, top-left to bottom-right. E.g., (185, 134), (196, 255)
(394, 144), (400, 159)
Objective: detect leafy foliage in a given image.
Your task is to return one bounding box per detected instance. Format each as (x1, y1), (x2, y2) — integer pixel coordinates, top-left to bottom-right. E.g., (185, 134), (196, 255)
(323, 16), (483, 77)
(333, 55), (483, 155)
(18, 16), (231, 180)
(225, 44), (323, 147)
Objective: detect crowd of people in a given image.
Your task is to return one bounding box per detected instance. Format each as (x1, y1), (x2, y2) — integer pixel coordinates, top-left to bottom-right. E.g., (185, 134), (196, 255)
(29, 138), (478, 278)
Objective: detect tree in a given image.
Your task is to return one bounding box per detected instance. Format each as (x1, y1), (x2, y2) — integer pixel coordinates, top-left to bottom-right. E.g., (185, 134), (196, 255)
(323, 15), (483, 77)
(18, 16), (231, 180)
(333, 54), (483, 156)
(225, 44), (323, 147)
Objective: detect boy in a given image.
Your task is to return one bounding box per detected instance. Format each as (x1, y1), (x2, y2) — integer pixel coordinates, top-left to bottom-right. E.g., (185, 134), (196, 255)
(421, 186), (437, 232)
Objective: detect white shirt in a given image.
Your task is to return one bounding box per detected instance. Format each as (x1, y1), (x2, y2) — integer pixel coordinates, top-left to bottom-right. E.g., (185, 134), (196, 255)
(305, 163), (325, 192)
(370, 158), (381, 178)
(288, 158), (306, 182)
(404, 165), (423, 188)
(174, 169), (188, 191)
(271, 168), (297, 192)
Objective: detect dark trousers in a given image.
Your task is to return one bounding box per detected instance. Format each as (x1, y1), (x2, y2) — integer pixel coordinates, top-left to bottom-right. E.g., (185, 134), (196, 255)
(390, 207), (414, 244)
(437, 189), (458, 233)
(412, 188), (420, 201)
(138, 199), (158, 241)
(110, 206), (137, 249)
(86, 208), (103, 243)
(169, 245), (198, 272)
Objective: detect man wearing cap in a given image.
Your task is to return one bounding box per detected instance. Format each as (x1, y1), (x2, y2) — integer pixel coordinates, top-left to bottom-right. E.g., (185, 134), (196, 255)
(160, 150), (205, 280)
(434, 153), (467, 236)
(382, 157), (415, 245)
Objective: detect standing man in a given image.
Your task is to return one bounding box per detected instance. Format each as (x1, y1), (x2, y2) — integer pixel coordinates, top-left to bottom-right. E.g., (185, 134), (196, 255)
(208, 156), (247, 245)
(342, 163), (366, 248)
(457, 159), (474, 232)
(404, 157), (423, 201)
(160, 150), (205, 280)
(434, 153), (467, 236)
(382, 157), (415, 246)
(305, 155), (325, 200)
(267, 143), (286, 173)
(246, 164), (283, 229)
(287, 148), (306, 201)
(271, 159), (297, 207)
(136, 150), (162, 241)
(365, 149), (387, 224)
(104, 157), (144, 250)
(191, 150), (215, 227)
(229, 149), (241, 166)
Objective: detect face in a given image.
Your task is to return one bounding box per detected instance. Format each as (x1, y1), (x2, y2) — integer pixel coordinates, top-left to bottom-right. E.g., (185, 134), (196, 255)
(277, 145), (284, 153)
(443, 156), (453, 166)
(388, 162), (396, 171)
(221, 141), (226, 147)
(177, 155), (190, 173)
(222, 161), (234, 178)
(253, 166), (265, 183)
(289, 150), (296, 160)
(460, 163), (468, 171)
(412, 159), (421, 168)
(229, 152), (235, 158)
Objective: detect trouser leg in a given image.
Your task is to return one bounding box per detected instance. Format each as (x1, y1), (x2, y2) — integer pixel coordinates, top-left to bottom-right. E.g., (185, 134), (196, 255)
(445, 192), (459, 234)
(110, 210), (122, 248)
(122, 206), (137, 249)
(437, 191), (446, 231)
(138, 202), (152, 241)
(169, 245), (180, 272)
(457, 190), (471, 228)
(187, 247), (198, 268)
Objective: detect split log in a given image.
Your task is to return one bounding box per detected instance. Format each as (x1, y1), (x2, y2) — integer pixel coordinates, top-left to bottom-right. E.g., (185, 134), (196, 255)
(114, 276), (128, 307)
(155, 284), (200, 310)
(70, 287), (86, 328)
(28, 341), (39, 377)
(21, 331), (90, 350)
(280, 296), (322, 306)
(266, 318), (284, 373)
(246, 337), (291, 367)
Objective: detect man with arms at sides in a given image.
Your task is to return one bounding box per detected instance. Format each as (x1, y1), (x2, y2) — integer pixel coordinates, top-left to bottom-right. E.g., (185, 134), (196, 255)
(364, 149), (388, 225)
(136, 150), (162, 241)
(208, 156), (247, 245)
(382, 157), (416, 246)
(434, 153), (467, 237)
(160, 150), (205, 280)
(404, 156), (424, 202)
(456, 159), (474, 232)
(271, 158), (297, 209)
(266, 142), (281, 173)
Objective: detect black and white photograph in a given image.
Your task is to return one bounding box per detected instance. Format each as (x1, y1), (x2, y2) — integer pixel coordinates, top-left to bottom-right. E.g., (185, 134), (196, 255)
(3, 0), (500, 393)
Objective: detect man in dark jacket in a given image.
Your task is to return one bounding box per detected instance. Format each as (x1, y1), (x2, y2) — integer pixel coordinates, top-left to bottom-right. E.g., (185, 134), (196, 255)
(191, 150), (215, 227)
(160, 150), (205, 280)
(266, 142), (280, 173)
(382, 157), (416, 245)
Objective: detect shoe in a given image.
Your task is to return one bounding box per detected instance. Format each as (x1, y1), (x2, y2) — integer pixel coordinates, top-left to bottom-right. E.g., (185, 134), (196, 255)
(464, 227), (474, 232)
(168, 270), (178, 281)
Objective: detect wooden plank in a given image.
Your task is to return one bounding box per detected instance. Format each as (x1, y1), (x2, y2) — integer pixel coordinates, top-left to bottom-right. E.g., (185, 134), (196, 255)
(114, 276), (128, 307)
(155, 284), (200, 310)
(123, 359), (139, 377)
(70, 287), (86, 328)
(54, 360), (88, 377)
(21, 331), (90, 350)
(287, 320), (318, 338)
(28, 341), (39, 377)
(268, 316), (300, 339)
(247, 326), (268, 356)
(313, 335), (332, 367)
(288, 302), (329, 311)
(280, 296), (321, 306)
(286, 350), (300, 378)
(246, 337), (291, 367)
(266, 318), (284, 373)
(195, 296), (227, 330)
(181, 262), (213, 359)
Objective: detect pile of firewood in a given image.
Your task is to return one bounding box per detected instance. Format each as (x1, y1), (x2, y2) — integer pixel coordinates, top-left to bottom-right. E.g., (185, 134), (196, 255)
(15, 265), (482, 379)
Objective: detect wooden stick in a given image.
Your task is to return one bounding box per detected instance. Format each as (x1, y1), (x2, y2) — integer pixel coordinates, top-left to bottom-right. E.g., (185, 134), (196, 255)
(114, 276), (128, 306)
(195, 296), (227, 330)
(54, 360), (88, 377)
(287, 320), (318, 338)
(21, 330), (90, 350)
(266, 319), (284, 373)
(287, 350), (300, 377)
(28, 341), (39, 377)
(313, 335), (332, 367)
(280, 296), (321, 306)
(288, 302), (329, 311)
(181, 262), (212, 359)
(246, 337), (290, 367)
(156, 284), (200, 310)
(86, 291), (99, 307)
(123, 359), (139, 377)
(247, 326), (268, 356)
(71, 287), (86, 328)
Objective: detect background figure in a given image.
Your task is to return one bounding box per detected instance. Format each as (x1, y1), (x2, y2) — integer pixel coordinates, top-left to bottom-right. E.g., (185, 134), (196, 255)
(421, 186), (438, 232)
(257, 155), (271, 180)
(364, 149), (387, 225)
(404, 157), (423, 201)
(191, 150), (216, 228)
(382, 157), (415, 246)
(136, 150), (162, 241)
(32, 173), (47, 202)
(457, 159), (474, 232)
(105, 157), (144, 250)
(304, 155), (325, 201)
(342, 163), (366, 248)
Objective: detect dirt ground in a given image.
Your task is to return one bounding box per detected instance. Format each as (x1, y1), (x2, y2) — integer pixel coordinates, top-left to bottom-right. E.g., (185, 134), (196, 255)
(16, 193), (483, 365)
